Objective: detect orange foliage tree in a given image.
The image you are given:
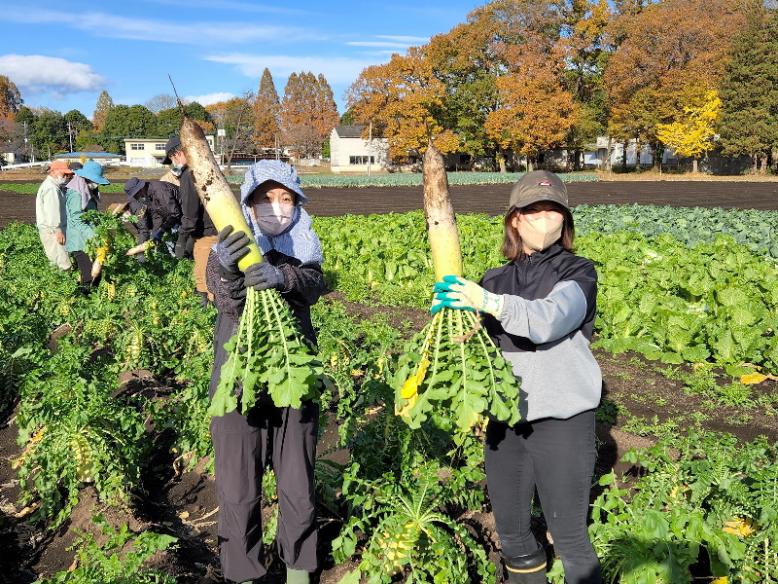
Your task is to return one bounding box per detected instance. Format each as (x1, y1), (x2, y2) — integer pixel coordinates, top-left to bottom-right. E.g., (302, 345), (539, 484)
(604, 0), (746, 169)
(280, 72), (339, 159)
(347, 48), (459, 161)
(485, 42), (578, 171)
(253, 68), (280, 151)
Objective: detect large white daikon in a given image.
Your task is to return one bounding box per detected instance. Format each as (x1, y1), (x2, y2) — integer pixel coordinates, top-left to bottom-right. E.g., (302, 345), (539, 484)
(393, 145), (520, 433)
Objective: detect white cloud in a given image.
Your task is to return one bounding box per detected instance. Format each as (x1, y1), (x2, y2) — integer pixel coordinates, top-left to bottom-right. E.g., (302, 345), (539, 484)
(0, 54), (104, 95)
(375, 35), (429, 43)
(0, 8), (312, 45)
(206, 54), (378, 85)
(184, 92), (237, 106)
(347, 41), (413, 48)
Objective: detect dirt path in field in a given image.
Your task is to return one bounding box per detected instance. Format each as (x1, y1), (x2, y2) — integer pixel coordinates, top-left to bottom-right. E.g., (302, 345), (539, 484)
(1, 180), (777, 228)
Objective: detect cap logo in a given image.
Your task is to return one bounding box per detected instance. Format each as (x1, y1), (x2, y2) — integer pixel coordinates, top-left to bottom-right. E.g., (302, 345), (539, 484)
(538, 180), (551, 186)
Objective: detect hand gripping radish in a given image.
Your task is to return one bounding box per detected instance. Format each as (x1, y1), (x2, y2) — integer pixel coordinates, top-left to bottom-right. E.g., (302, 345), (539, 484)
(393, 145), (520, 433)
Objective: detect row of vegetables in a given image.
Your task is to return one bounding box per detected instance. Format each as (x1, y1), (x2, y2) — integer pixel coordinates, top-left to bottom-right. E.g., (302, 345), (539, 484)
(0, 199), (776, 582)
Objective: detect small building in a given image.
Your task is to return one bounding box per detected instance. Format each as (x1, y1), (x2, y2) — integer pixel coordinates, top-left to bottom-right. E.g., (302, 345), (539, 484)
(123, 136), (215, 168)
(53, 151), (123, 165)
(329, 125), (389, 173)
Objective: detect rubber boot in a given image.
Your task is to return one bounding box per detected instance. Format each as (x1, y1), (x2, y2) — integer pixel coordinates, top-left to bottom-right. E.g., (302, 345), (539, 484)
(197, 290), (209, 308)
(286, 567), (310, 584)
(503, 546), (548, 584)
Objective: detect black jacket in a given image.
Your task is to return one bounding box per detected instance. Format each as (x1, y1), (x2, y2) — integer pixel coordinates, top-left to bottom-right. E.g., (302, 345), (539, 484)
(128, 180), (182, 243)
(205, 249), (326, 400)
(179, 167), (217, 246)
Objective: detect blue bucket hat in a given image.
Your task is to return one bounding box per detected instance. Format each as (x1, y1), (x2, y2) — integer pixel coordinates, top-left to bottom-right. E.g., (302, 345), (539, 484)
(75, 160), (110, 186)
(240, 160), (307, 205)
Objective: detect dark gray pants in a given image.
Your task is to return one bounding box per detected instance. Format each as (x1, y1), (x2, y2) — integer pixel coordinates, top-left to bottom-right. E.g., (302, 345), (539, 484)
(211, 399), (319, 583)
(485, 410), (601, 584)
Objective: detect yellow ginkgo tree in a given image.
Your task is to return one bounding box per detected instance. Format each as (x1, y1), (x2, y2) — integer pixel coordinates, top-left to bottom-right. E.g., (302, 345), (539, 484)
(657, 89), (722, 173)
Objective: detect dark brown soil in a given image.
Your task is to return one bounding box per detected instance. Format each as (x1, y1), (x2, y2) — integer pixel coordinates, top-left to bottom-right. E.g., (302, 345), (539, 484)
(2, 180), (777, 228)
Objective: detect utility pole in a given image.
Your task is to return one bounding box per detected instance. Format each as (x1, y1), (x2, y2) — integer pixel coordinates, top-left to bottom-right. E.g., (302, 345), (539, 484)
(67, 120), (74, 152)
(367, 121), (373, 177)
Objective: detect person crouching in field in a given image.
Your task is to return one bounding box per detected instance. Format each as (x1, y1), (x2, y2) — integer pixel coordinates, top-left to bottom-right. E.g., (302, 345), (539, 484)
(432, 171), (602, 584)
(123, 178), (183, 259)
(64, 161), (110, 292)
(36, 160), (73, 271)
(206, 160), (325, 584)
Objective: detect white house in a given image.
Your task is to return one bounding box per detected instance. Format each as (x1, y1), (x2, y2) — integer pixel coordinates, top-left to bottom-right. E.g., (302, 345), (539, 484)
(329, 125), (389, 173)
(124, 136), (215, 168)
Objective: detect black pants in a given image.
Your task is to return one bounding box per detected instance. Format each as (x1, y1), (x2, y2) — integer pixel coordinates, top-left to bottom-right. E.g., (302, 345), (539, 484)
(485, 410), (601, 584)
(210, 399), (319, 583)
(70, 251), (94, 287)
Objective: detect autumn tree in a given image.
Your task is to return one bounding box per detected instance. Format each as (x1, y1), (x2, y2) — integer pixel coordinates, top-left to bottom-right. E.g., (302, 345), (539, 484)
(604, 0), (745, 170)
(253, 68), (280, 151)
(281, 72), (339, 159)
(657, 89), (721, 172)
(0, 75), (23, 121)
(208, 94), (254, 166)
(485, 45), (578, 171)
(348, 50), (459, 161)
(92, 90), (114, 132)
(562, 0), (611, 168)
(718, 4), (778, 173)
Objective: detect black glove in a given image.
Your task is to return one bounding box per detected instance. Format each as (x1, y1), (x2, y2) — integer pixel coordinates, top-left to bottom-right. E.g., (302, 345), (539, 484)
(244, 262), (286, 291)
(216, 226), (250, 279)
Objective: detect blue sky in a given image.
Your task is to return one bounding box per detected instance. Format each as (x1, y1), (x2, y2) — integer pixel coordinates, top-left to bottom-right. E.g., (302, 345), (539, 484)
(0, 0), (481, 117)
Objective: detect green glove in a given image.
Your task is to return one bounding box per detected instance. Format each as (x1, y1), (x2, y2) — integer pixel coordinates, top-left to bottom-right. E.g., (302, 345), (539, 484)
(430, 275), (504, 317)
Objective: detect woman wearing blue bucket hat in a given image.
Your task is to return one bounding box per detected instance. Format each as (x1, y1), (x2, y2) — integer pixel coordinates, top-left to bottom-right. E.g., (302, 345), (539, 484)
(205, 160), (324, 584)
(64, 160), (110, 291)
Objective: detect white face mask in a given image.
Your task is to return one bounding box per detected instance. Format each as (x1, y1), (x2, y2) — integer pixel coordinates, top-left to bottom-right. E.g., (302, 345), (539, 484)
(254, 201), (294, 236)
(170, 164), (184, 177)
(88, 182), (99, 191)
(52, 174), (69, 186)
(518, 213), (564, 252)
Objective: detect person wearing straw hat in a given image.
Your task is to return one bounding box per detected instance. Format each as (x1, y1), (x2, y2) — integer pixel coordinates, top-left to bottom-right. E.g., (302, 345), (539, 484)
(35, 160), (74, 270)
(64, 160), (110, 291)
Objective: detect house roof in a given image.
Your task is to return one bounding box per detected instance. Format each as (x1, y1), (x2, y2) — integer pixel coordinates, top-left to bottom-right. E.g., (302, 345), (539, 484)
(334, 125), (367, 138)
(54, 151), (120, 158)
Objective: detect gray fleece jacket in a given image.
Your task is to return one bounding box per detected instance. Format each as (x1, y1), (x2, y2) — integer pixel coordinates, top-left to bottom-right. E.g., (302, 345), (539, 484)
(481, 244), (602, 422)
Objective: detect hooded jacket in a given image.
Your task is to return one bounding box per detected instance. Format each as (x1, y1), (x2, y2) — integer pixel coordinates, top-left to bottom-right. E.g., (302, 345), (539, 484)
(481, 243), (602, 422)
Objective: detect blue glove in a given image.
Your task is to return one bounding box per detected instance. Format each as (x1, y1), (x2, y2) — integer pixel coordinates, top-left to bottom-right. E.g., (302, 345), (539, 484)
(244, 262), (286, 291)
(216, 225), (250, 278)
(430, 275), (504, 317)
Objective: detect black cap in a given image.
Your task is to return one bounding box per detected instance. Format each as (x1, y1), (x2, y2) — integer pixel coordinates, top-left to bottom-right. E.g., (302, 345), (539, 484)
(124, 177), (146, 199)
(509, 170), (569, 210)
(161, 136), (181, 165)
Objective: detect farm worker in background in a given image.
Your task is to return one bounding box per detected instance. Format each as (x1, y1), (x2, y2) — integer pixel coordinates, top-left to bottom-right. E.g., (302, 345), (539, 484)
(206, 160), (325, 584)
(432, 171), (602, 584)
(123, 178), (183, 258)
(161, 136), (217, 305)
(64, 161), (110, 292)
(35, 160), (73, 270)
